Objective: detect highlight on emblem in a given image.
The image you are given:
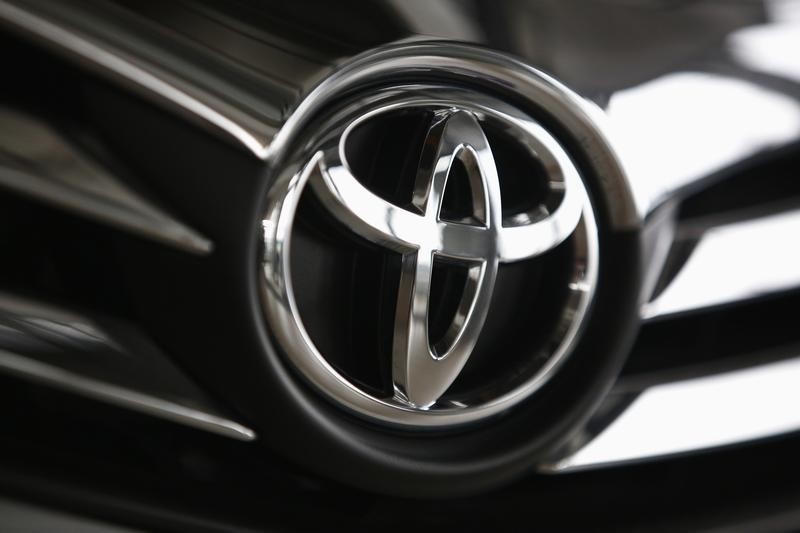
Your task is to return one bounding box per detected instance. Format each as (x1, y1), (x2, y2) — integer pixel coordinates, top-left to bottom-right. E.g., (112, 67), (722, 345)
(260, 89), (599, 426)
(312, 110), (584, 407)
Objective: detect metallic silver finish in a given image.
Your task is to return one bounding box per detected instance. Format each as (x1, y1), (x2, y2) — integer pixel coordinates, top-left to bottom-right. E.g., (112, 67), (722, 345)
(262, 83), (599, 426)
(0, 0), (314, 159)
(317, 110), (504, 408)
(314, 107), (586, 408)
(5, 0), (800, 504)
(4, 1), (796, 229)
(0, 350), (255, 441)
(608, 71), (800, 217)
(270, 42), (637, 231)
(0, 292), (254, 441)
(0, 107), (212, 254)
(544, 355), (800, 472)
(643, 209), (800, 320)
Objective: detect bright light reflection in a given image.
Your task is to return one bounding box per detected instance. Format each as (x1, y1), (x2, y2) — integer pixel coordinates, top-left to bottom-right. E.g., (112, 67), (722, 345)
(643, 209), (800, 319)
(606, 73), (800, 215)
(729, 21), (800, 83)
(554, 357), (800, 471)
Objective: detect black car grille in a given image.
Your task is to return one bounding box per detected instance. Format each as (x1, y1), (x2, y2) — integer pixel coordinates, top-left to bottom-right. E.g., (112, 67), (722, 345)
(2, 0), (800, 531)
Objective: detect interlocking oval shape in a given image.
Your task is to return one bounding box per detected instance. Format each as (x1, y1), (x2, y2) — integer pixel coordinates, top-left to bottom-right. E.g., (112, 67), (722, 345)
(312, 109), (587, 407)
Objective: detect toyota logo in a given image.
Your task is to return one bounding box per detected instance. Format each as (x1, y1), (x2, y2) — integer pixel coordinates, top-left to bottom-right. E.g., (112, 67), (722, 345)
(262, 88), (598, 426)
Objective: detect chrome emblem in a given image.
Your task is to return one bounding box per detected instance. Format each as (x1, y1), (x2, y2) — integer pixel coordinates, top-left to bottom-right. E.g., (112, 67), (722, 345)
(262, 88), (599, 427)
(313, 110), (585, 407)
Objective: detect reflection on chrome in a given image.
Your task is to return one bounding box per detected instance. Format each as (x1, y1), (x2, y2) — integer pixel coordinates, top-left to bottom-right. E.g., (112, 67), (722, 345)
(262, 83), (600, 427)
(315, 109), (584, 408)
(729, 0), (800, 83)
(607, 72), (800, 215)
(0, 349), (256, 441)
(0, 292), (116, 350)
(0, 107), (212, 254)
(0, 0), (283, 159)
(545, 356), (800, 472)
(0, 293), (255, 441)
(643, 209), (800, 320)
(730, 23), (800, 84)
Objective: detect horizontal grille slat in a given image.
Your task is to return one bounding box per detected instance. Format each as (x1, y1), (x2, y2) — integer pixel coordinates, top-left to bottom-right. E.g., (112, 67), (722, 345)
(643, 208), (800, 320)
(544, 355), (800, 472)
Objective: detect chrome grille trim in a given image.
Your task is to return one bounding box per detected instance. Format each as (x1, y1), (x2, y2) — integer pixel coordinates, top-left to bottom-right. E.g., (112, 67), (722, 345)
(0, 107), (212, 254)
(0, 0), (296, 159)
(643, 209), (800, 320)
(0, 349), (256, 441)
(544, 355), (800, 472)
(0, 292), (255, 441)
